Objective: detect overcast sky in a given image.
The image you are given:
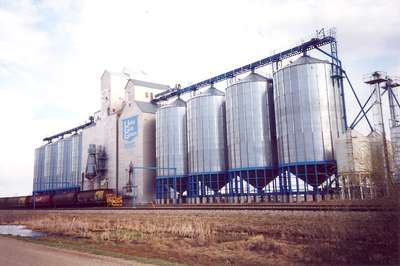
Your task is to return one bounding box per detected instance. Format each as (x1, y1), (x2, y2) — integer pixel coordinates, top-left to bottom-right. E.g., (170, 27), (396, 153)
(0, 0), (399, 196)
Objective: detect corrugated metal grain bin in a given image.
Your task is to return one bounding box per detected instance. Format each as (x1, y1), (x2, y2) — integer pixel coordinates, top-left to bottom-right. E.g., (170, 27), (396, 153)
(274, 55), (343, 164)
(335, 129), (372, 174)
(33, 145), (46, 191)
(57, 138), (72, 189)
(156, 98), (187, 176)
(391, 126), (400, 183)
(367, 132), (393, 195)
(71, 134), (82, 188)
(44, 142), (58, 190)
(187, 86), (227, 173)
(369, 133), (386, 177)
(226, 72), (273, 168)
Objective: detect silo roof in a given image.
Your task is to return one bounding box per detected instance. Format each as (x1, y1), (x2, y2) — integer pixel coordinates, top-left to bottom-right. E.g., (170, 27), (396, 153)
(170, 97), (186, 107)
(197, 86), (225, 97)
(188, 85), (224, 102)
(135, 101), (158, 113)
(160, 97), (186, 109)
(203, 85), (225, 96)
(289, 55), (329, 66)
(238, 72), (267, 83)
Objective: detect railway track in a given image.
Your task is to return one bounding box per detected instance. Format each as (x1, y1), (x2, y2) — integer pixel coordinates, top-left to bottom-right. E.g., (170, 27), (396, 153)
(48, 204), (397, 212)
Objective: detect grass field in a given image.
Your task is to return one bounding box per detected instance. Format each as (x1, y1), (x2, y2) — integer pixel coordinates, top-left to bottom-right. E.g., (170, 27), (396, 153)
(0, 209), (398, 265)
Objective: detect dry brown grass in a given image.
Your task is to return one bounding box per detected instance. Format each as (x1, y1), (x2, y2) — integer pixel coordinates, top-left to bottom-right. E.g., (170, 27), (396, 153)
(0, 209), (398, 265)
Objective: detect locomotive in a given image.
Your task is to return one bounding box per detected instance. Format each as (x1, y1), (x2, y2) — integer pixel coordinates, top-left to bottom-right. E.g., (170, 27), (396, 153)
(0, 189), (123, 209)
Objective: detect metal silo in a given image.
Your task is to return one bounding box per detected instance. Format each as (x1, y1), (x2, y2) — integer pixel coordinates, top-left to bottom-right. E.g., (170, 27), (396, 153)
(71, 134), (82, 188)
(274, 55), (342, 164)
(391, 126), (400, 183)
(44, 142), (58, 190)
(187, 86), (227, 173)
(33, 145), (46, 191)
(156, 97), (187, 176)
(57, 138), (72, 189)
(226, 72), (273, 169)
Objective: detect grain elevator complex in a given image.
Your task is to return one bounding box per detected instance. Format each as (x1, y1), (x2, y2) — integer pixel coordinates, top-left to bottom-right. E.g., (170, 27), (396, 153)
(33, 29), (400, 205)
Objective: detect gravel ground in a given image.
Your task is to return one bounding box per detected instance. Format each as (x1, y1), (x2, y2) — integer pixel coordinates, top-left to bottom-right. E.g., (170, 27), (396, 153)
(0, 236), (153, 266)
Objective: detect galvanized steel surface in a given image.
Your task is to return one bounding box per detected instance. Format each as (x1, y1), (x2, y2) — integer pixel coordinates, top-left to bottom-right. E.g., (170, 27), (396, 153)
(391, 126), (400, 182)
(35, 133), (82, 192)
(44, 142), (58, 190)
(33, 146), (46, 191)
(56, 138), (72, 189)
(156, 98), (187, 176)
(71, 134), (82, 187)
(226, 73), (273, 168)
(274, 55), (342, 164)
(187, 87), (227, 173)
(335, 130), (372, 173)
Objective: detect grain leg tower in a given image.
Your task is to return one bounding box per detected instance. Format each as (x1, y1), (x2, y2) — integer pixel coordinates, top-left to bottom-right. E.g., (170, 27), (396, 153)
(81, 71), (170, 205)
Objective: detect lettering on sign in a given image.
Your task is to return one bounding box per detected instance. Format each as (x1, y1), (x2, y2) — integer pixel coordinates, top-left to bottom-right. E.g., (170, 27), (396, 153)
(122, 115), (138, 148)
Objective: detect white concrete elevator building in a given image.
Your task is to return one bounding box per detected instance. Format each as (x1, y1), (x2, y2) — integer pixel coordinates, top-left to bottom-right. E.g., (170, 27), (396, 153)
(80, 70), (169, 204)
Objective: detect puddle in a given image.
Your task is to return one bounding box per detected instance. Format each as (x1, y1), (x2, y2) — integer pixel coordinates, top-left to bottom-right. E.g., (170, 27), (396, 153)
(0, 225), (46, 237)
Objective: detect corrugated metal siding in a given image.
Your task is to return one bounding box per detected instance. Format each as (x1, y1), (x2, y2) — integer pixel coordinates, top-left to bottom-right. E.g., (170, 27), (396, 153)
(391, 126), (400, 182)
(187, 87), (227, 173)
(226, 73), (273, 168)
(273, 55), (342, 164)
(156, 98), (188, 176)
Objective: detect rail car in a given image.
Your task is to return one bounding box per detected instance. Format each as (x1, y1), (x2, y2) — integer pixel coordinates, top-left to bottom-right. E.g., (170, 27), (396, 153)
(0, 189), (123, 209)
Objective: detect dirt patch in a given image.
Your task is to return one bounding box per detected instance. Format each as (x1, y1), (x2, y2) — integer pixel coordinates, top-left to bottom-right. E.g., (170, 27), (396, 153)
(0, 209), (398, 265)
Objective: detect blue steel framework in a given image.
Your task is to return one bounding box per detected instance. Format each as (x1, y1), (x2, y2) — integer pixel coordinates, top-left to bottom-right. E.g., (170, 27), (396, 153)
(186, 168), (279, 202)
(187, 171), (228, 201)
(153, 29), (358, 203)
(33, 181), (81, 194)
(156, 175), (186, 203)
(279, 160), (338, 201)
(227, 167), (279, 199)
(184, 163), (338, 202)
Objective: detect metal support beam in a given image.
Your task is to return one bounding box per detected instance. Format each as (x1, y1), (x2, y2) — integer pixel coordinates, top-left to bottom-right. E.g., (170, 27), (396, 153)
(389, 88), (400, 108)
(343, 71), (374, 132)
(43, 116), (95, 142)
(314, 45), (348, 129)
(351, 104), (374, 129)
(350, 88), (376, 129)
(350, 90), (387, 129)
(152, 35), (336, 103)
(388, 87), (400, 127)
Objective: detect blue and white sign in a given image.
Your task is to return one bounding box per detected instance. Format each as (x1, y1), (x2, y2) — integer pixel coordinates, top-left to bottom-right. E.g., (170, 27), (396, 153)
(122, 115), (138, 148)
